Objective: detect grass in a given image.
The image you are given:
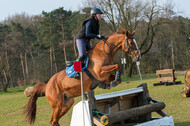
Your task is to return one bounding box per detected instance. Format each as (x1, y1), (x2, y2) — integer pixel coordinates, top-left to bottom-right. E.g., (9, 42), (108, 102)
(0, 72), (190, 126)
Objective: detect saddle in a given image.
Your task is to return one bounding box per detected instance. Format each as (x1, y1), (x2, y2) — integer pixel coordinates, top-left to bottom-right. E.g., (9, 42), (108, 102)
(66, 56), (89, 78)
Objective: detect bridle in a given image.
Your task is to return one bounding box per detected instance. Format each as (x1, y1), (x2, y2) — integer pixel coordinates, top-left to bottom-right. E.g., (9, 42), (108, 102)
(102, 36), (141, 57)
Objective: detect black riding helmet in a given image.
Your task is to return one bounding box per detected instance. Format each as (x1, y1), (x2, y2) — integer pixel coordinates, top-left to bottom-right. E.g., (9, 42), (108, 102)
(90, 8), (103, 16)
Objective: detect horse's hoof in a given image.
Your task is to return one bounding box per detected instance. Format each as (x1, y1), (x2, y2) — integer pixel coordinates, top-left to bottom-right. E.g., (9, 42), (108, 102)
(116, 79), (122, 84)
(111, 81), (118, 87)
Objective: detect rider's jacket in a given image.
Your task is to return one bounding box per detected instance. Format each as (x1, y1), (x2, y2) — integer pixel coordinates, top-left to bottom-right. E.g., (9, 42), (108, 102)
(76, 17), (99, 41)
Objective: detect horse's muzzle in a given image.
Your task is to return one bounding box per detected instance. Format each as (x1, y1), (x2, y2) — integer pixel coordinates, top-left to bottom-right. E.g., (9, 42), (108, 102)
(132, 53), (140, 62)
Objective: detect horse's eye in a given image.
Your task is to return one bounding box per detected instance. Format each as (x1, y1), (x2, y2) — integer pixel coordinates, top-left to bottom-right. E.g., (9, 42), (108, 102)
(130, 42), (134, 45)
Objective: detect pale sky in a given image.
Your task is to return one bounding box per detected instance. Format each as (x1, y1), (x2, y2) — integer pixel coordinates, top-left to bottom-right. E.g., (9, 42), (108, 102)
(0, 0), (190, 21)
(0, 0), (84, 21)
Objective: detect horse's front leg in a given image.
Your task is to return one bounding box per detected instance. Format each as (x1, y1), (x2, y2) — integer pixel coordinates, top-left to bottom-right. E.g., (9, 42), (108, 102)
(100, 64), (122, 88)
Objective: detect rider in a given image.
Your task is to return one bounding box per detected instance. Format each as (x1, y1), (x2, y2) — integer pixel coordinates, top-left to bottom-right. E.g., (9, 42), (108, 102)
(74, 8), (105, 79)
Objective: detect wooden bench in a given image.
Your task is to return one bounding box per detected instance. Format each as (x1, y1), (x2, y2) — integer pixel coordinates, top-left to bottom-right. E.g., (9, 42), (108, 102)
(154, 69), (181, 86)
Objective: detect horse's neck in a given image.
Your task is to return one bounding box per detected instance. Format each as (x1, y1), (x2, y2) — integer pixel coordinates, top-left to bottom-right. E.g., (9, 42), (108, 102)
(94, 34), (124, 56)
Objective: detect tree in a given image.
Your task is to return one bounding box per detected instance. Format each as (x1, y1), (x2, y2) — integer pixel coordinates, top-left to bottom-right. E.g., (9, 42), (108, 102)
(0, 24), (13, 91)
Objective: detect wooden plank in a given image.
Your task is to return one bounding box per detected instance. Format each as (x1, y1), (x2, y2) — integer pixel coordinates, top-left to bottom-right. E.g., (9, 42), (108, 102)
(156, 69), (173, 75)
(157, 77), (174, 82)
(95, 87), (143, 100)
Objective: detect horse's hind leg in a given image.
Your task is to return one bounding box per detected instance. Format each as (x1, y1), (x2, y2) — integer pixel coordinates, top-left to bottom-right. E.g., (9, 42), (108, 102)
(49, 94), (74, 126)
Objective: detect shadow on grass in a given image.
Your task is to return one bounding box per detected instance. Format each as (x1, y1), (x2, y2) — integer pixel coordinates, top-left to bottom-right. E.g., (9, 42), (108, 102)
(175, 122), (190, 126)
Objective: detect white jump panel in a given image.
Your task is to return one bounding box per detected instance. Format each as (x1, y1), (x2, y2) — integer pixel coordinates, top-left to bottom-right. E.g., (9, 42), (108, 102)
(135, 116), (174, 126)
(95, 87), (143, 100)
(70, 101), (92, 126)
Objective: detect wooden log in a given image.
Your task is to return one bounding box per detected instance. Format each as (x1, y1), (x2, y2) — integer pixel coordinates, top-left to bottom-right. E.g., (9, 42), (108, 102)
(101, 102), (165, 125)
(93, 117), (104, 126)
(156, 110), (169, 117)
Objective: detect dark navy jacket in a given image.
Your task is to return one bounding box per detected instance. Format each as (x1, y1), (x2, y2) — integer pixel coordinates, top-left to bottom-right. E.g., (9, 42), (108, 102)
(76, 17), (99, 41)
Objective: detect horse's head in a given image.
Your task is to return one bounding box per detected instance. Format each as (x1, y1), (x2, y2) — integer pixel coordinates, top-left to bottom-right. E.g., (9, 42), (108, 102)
(121, 30), (141, 62)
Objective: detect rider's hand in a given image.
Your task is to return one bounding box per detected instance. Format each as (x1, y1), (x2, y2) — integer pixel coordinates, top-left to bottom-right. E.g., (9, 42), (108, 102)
(97, 35), (106, 39)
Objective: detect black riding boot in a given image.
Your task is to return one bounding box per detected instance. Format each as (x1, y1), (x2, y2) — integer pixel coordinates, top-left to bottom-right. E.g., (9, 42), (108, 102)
(74, 55), (86, 79)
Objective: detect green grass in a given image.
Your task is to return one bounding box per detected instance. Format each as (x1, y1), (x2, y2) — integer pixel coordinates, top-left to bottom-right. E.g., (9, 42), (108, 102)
(0, 72), (190, 126)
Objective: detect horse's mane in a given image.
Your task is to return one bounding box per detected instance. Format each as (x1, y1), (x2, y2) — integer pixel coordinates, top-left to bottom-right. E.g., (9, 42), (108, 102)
(106, 29), (127, 40)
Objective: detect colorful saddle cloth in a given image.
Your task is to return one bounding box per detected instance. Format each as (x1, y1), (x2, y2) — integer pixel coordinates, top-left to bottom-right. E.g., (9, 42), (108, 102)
(66, 56), (89, 78)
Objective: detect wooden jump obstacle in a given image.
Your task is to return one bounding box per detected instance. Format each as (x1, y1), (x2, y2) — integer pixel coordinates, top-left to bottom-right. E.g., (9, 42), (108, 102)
(70, 83), (174, 126)
(154, 69), (181, 86)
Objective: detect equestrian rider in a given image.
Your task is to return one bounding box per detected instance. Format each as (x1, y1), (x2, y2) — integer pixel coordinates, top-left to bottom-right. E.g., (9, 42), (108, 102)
(74, 8), (105, 79)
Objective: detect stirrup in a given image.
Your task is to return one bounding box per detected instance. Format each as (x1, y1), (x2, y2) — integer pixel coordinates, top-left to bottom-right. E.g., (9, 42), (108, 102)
(74, 72), (80, 80)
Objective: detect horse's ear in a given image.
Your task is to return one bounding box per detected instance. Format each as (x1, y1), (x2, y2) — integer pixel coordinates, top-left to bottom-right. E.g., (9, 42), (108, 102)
(121, 29), (126, 34)
(132, 30), (136, 36)
(126, 30), (130, 37)
(116, 28), (119, 34)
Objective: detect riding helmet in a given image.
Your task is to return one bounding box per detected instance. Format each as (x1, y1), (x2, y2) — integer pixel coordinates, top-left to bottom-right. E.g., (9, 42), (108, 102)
(90, 8), (103, 15)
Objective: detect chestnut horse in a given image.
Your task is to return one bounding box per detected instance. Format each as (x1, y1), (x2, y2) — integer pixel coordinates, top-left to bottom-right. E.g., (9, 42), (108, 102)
(24, 30), (140, 126)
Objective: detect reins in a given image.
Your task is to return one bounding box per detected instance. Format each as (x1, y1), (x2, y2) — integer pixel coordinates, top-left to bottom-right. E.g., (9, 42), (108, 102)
(102, 38), (119, 54)
(101, 37), (139, 55)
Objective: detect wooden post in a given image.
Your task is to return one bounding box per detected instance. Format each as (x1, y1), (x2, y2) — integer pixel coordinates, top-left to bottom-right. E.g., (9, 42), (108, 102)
(172, 69), (175, 84)
(87, 91), (97, 126)
(137, 83), (151, 122)
(158, 74), (162, 84)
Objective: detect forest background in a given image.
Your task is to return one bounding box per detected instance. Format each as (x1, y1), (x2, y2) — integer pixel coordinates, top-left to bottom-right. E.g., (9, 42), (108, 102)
(0, 0), (190, 92)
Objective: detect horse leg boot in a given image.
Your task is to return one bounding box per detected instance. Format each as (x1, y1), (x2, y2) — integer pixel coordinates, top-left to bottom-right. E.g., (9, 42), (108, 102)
(110, 66), (122, 88)
(110, 71), (122, 87)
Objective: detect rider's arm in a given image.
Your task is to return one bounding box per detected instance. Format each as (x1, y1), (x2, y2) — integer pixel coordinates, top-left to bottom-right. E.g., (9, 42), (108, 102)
(85, 20), (98, 38)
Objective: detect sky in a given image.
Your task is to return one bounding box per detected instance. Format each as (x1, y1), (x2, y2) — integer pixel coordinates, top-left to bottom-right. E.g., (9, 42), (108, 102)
(0, 0), (84, 21)
(0, 0), (190, 21)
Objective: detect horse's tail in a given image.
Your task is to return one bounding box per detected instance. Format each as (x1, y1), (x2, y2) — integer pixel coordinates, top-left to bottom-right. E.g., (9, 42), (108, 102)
(23, 83), (46, 124)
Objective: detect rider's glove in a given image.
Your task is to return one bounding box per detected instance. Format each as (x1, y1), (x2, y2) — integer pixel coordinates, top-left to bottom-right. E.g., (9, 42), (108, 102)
(97, 35), (106, 39)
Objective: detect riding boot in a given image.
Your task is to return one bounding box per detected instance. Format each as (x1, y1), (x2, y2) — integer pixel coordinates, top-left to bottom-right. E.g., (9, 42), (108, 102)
(74, 55), (86, 79)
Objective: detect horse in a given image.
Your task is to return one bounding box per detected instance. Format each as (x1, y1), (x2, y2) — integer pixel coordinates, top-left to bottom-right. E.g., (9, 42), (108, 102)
(181, 70), (190, 97)
(23, 29), (141, 126)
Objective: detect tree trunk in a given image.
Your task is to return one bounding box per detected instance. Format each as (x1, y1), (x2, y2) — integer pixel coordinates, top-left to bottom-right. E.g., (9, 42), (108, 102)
(125, 54), (133, 77)
(20, 51), (26, 83)
(73, 35), (78, 58)
(25, 52), (29, 83)
(50, 46), (53, 76)
(53, 47), (58, 73)
(5, 47), (14, 87)
(2, 69), (8, 92)
(61, 23), (67, 65)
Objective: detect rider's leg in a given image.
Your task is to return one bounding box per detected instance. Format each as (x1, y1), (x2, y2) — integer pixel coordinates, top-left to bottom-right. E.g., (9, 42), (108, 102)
(74, 39), (87, 79)
(76, 39), (86, 60)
